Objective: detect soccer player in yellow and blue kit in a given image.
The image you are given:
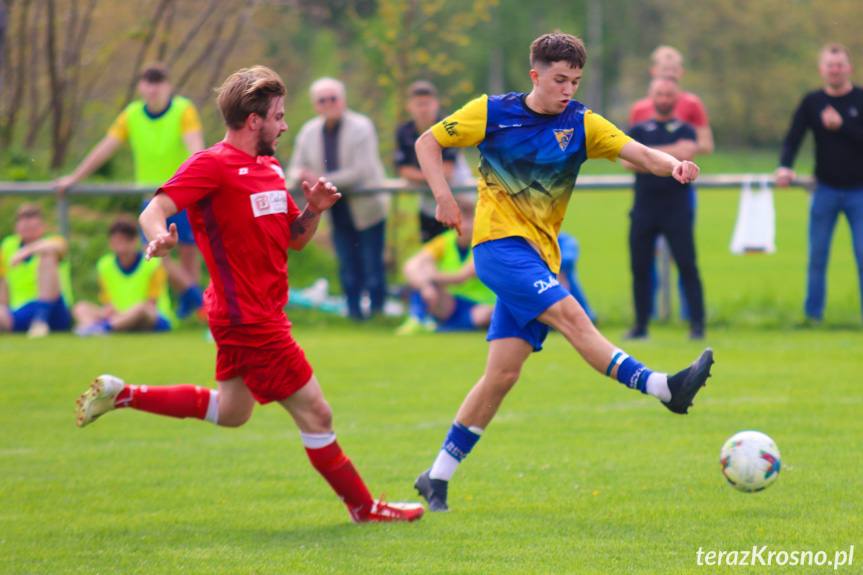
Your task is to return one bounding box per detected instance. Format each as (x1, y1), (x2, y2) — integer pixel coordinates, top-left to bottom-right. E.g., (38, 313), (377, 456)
(413, 32), (715, 512)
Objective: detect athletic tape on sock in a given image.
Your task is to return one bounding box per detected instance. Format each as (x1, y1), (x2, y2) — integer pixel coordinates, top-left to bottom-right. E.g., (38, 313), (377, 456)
(606, 349), (629, 376)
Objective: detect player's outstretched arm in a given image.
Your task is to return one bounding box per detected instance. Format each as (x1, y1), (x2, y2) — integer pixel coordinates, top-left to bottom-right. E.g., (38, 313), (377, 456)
(289, 178), (341, 251)
(416, 131), (462, 235)
(618, 140), (699, 184)
(140, 194), (180, 260)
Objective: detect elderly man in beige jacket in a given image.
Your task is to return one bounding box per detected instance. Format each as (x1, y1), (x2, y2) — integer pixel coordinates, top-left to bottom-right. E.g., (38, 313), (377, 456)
(288, 78), (390, 320)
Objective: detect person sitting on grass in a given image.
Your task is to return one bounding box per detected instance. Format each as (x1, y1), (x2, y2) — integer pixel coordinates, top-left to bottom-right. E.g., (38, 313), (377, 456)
(397, 195), (495, 334)
(72, 215), (175, 336)
(0, 203), (74, 338)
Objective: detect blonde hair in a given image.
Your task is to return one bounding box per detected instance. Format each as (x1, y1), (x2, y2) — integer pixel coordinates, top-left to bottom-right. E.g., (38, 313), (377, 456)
(216, 66), (287, 130)
(650, 45), (683, 66)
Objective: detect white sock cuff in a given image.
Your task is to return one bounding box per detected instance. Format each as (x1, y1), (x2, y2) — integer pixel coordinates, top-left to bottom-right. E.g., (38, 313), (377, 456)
(300, 431), (337, 449)
(467, 425), (484, 435)
(205, 390), (219, 425)
(429, 450), (460, 482)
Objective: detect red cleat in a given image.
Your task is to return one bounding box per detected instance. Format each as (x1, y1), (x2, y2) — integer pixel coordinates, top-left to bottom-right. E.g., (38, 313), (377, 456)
(350, 495), (425, 523)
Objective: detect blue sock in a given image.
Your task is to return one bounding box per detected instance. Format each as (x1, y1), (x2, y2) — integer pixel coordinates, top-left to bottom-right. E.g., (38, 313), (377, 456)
(408, 290), (428, 321)
(430, 421), (483, 481)
(442, 421), (482, 461)
(32, 300), (52, 324)
(99, 319), (113, 332)
(611, 352), (653, 395)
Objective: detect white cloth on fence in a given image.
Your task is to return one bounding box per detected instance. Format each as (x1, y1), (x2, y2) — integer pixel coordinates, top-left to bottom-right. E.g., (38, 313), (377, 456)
(730, 177), (776, 254)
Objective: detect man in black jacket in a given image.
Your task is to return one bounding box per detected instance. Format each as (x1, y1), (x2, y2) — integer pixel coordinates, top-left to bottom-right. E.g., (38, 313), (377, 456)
(775, 44), (863, 324)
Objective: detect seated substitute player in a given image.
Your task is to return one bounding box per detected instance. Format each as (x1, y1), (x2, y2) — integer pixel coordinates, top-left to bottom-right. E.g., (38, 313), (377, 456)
(412, 32), (714, 512)
(397, 195), (495, 334)
(0, 203), (73, 338)
(74, 66), (424, 524)
(72, 215), (176, 336)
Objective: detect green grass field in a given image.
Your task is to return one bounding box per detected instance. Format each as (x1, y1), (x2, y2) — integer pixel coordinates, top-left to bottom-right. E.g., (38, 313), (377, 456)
(2, 188), (862, 574)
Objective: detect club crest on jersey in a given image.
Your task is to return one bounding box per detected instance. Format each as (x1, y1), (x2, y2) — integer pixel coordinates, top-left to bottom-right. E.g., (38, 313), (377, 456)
(553, 129), (574, 152)
(250, 190), (288, 217)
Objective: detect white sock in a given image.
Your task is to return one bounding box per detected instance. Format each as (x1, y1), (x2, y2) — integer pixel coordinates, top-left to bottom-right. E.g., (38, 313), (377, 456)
(204, 390), (220, 425)
(300, 431), (337, 449)
(429, 450), (460, 482)
(645, 373), (671, 402)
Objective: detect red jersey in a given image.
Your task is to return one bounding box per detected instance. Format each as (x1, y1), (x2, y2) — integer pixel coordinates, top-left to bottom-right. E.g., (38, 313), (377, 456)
(629, 91), (709, 127)
(158, 142), (302, 326)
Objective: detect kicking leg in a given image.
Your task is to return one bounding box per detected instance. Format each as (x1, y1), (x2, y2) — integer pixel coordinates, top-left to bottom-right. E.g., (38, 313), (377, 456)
(539, 296), (713, 414)
(75, 374), (221, 428)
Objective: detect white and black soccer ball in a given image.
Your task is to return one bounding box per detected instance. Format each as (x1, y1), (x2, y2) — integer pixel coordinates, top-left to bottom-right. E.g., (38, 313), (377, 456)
(719, 431), (781, 492)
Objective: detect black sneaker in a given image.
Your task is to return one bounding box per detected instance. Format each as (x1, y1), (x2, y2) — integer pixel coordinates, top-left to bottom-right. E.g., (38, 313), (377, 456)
(414, 469), (450, 512)
(662, 348), (714, 414)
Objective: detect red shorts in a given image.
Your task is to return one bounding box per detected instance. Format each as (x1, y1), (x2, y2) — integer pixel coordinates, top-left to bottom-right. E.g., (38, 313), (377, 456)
(211, 315), (313, 405)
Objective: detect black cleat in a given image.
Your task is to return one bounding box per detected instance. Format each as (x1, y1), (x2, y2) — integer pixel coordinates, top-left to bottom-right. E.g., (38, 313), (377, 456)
(662, 348), (714, 414)
(414, 469), (450, 512)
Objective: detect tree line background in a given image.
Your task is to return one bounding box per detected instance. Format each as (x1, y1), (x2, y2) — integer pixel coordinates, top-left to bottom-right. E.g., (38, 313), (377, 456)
(0, 0), (862, 180)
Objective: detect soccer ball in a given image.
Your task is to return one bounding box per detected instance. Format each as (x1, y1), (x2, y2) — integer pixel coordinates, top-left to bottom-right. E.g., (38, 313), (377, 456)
(719, 431), (781, 492)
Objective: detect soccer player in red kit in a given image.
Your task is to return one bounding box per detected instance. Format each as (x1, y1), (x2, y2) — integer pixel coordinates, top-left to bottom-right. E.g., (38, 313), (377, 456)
(74, 66), (424, 524)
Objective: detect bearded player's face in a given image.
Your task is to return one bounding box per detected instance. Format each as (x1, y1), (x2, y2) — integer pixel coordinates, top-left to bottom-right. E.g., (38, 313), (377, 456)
(255, 96), (288, 157)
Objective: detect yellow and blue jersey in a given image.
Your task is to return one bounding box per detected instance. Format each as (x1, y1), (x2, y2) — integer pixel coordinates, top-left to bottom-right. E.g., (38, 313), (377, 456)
(431, 93), (631, 272)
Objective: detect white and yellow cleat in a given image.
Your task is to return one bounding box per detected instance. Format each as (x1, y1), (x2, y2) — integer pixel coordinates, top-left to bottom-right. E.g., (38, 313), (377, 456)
(75, 375), (125, 428)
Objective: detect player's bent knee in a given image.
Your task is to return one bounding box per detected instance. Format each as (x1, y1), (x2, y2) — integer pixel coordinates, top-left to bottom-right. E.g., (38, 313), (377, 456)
(218, 404), (254, 428)
(485, 366), (522, 392)
(309, 399), (333, 430)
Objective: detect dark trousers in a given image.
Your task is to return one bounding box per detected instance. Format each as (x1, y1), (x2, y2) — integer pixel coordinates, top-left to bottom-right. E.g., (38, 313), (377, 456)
(630, 207), (704, 331)
(329, 200), (387, 320)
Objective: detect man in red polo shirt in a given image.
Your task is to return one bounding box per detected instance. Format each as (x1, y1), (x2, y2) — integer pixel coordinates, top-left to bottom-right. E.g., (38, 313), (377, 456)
(629, 46), (713, 156)
(74, 66), (423, 524)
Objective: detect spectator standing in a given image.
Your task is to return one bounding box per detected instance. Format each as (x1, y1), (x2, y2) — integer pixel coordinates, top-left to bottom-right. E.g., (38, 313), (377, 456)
(395, 80), (463, 242)
(621, 77), (706, 340)
(55, 63), (206, 319)
(629, 46), (713, 155)
(630, 46), (713, 321)
(775, 43), (863, 324)
(288, 78), (389, 320)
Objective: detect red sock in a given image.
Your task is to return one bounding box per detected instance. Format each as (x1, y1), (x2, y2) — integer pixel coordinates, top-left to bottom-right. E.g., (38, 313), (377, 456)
(304, 441), (373, 512)
(115, 385), (210, 420)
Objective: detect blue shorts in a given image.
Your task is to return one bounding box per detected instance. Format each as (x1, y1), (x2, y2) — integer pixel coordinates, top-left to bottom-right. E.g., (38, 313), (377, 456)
(154, 315), (172, 332)
(437, 296), (480, 332)
(141, 199), (196, 245)
(11, 298), (73, 332)
(474, 237), (570, 351)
